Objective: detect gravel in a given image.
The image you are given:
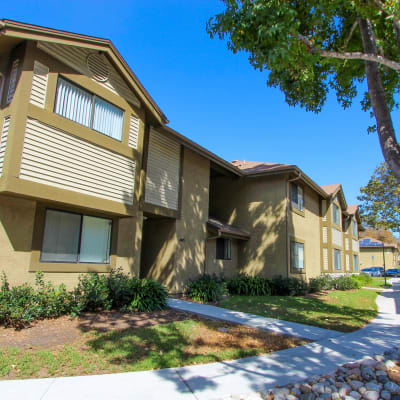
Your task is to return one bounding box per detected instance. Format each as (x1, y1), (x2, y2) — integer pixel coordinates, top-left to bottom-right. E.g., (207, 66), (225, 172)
(223, 349), (400, 400)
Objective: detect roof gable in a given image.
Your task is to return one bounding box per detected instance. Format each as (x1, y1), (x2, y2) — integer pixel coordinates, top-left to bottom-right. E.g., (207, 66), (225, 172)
(0, 19), (168, 124)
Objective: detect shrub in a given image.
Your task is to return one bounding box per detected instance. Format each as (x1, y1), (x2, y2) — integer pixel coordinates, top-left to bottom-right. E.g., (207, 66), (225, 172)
(331, 275), (360, 290)
(270, 276), (309, 296)
(309, 275), (333, 293)
(227, 274), (271, 296)
(186, 274), (226, 303)
(127, 278), (168, 312)
(351, 273), (372, 286)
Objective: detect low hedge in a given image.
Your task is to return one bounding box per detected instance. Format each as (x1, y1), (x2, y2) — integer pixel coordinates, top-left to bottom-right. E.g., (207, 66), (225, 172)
(185, 274), (226, 303)
(0, 269), (168, 329)
(227, 274), (271, 296)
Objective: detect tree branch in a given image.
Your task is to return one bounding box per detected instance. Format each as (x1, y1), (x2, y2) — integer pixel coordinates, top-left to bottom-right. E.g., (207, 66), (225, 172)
(298, 34), (400, 71)
(343, 20), (359, 50)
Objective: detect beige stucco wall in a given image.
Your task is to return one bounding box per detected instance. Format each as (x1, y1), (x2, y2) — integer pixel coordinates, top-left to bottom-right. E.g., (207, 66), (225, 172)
(289, 185), (321, 280)
(205, 239), (239, 278)
(0, 194), (142, 289)
(210, 175), (288, 278)
(140, 147), (210, 293)
(360, 247), (398, 270)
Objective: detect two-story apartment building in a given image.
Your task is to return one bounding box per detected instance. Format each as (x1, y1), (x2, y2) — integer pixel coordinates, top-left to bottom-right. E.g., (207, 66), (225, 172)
(0, 19), (361, 292)
(360, 237), (399, 270)
(320, 185), (361, 275)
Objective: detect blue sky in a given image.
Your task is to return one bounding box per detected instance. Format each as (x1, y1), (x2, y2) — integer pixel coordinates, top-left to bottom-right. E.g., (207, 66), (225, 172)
(2, 0), (394, 205)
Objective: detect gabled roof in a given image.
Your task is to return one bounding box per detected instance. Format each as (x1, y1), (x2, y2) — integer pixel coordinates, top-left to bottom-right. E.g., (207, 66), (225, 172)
(321, 183), (348, 213)
(207, 217), (250, 240)
(321, 184), (341, 196)
(0, 19), (168, 125)
(347, 204), (362, 226)
(231, 160), (328, 198)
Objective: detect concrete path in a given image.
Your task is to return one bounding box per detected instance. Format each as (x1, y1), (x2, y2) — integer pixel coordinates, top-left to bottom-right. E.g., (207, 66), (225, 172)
(2, 285), (400, 400)
(167, 298), (342, 341)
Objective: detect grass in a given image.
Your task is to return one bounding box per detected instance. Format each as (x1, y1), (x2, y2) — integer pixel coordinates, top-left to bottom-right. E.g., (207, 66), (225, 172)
(0, 319), (306, 380)
(219, 289), (379, 332)
(362, 277), (392, 288)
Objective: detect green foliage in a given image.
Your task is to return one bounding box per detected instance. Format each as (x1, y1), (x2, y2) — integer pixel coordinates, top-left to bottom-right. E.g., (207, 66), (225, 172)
(350, 273), (372, 286)
(358, 163), (400, 233)
(331, 275), (360, 290)
(207, 1), (400, 118)
(270, 276), (309, 296)
(0, 272), (76, 329)
(186, 274), (226, 303)
(308, 275), (333, 293)
(227, 274), (271, 296)
(0, 269), (168, 329)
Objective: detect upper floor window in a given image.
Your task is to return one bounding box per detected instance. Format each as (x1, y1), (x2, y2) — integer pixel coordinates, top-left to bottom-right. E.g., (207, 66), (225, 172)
(352, 220), (357, 236)
(216, 238), (232, 260)
(55, 77), (124, 141)
(291, 241), (304, 270)
(332, 203), (340, 226)
(290, 183), (304, 212)
(5, 59), (19, 105)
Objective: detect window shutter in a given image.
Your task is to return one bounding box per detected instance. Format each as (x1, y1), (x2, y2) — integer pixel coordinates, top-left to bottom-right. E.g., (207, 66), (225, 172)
(128, 115), (140, 149)
(30, 61), (49, 108)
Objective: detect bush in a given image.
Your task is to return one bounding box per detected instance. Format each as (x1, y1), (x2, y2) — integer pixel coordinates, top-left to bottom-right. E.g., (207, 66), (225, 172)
(351, 273), (372, 286)
(227, 274), (271, 296)
(309, 275), (333, 293)
(331, 275), (360, 290)
(0, 272), (76, 329)
(0, 269), (169, 329)
(186, 274), (226, 303)
(270, 276), (309, 296)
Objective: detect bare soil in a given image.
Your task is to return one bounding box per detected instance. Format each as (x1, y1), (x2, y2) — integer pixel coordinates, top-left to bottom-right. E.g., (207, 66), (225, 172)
(0, 309), (199, 349)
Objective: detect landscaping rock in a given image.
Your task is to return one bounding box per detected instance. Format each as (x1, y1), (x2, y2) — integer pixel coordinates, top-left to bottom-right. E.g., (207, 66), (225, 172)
(363, 390), (380, 400)
(384, 382), (400, 394)
(381, 390), (391, 400)
(301, 384), (313, 393)
(361, 368), (376, 381)
(349, 391), (361, 400)
(365, 383), (381, 392)
(349, 381), (364, 391)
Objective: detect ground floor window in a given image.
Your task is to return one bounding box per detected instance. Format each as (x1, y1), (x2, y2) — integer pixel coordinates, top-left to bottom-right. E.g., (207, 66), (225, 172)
(353, 254), (359, 271)
(291, 241), (304, 269)
(216, 238), (232, 260)
(334, 249), (342, 270)
(41, 209), (112, 264)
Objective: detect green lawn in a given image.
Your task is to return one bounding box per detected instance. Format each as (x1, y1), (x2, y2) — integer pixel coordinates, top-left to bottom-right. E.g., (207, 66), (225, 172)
(0, 319), (306, 380)
(219, 289), (379, 332)
(362, 277), (392, 288)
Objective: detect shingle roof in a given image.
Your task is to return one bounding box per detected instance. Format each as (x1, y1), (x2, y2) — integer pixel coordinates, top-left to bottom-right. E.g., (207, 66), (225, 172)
(321, 184), (341, 196)
(347, 205), (358, 215)
(207, 217), (250, 240)
(231, 160), (294, 175)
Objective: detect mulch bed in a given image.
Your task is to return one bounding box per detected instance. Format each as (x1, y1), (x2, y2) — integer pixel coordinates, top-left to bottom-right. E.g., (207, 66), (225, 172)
(0, 309), (200, 349)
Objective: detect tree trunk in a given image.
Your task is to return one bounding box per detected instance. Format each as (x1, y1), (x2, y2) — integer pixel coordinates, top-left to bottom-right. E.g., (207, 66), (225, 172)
(358, 18), (400, 181)
(394, 22), (400, 56)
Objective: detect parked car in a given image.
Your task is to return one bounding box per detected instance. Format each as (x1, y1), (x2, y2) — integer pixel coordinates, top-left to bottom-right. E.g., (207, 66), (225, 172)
(361, 267), (385, 277)
(385, 268), (400, 277)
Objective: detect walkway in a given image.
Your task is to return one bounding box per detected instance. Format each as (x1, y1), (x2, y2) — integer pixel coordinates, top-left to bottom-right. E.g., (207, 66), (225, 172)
(167, 298), (342, 341)
(2, 285), (400, 400)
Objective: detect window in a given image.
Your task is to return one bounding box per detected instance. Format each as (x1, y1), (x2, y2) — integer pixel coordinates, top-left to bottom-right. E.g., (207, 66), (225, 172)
(353, 255), (359, 271)
(332, 203), (341, 226)
(54, 77), (124, 141)
(6, 59), (19, 105)
(334, 249), (341, 270)
(216, 238), (232, 260)
(352, 220), (357, 237)
(290, 183), (304, 212)
(41, 209), (112, 264)
(291, 241), (304, 269)
(372, 255), (375, 263)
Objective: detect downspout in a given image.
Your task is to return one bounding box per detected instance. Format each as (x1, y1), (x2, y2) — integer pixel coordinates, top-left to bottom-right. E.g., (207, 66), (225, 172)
(204, 231), (221, 275)
(286, 172), (302, 278)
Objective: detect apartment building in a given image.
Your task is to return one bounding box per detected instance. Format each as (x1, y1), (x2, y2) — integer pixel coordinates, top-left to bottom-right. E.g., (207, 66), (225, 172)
(360, 238), (399, 269)
(0, 20), (360, 292)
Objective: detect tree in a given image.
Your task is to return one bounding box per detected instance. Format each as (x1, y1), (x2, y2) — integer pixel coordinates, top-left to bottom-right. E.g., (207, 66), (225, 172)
(207, 1), (400, 180)
(358, 162), (400, 232)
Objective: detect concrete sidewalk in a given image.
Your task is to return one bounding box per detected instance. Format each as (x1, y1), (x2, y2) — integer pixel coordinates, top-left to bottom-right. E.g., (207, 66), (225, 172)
(2, 285), (400, 400)
(167, 298), (342, 341)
